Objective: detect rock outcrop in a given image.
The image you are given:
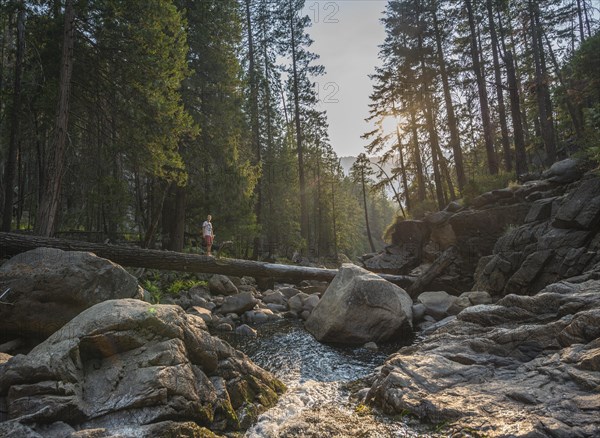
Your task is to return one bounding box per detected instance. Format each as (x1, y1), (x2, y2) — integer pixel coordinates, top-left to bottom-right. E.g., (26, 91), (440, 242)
(475, 174), (600, 296)
(362, 220), (429, 274)
(363, 159), (598, 298)
(365, 271), (600, 437)
(0, 247), (143, 341)
(0, 299), (285, 436)
(305, 264), (413, 344)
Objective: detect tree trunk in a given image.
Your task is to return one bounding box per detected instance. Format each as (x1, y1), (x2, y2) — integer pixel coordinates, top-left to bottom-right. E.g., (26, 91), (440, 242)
(486, 0), (512, 172)
(417, 5), (446, 208)
(2, 2), (24, 232)
(391, 100), (410, 211)
(409, 110), (426, 203)
(245, 0), (262, 260)
(437, 146), (456, 201)
(143, 181), (171, 249)
(528, 0), (556, 165)
(407, 246), (458, 297)
(35, 0), (75, 236)
(289, 8), (309, 251)
(167, 185), (186, 252)
(330, 178), (338, 256)
(575, 0), (586, 42)
(432, 6), (466, 193)
(0, 232), (415, 287)
(543, 31), (584, 141)
(361, 167), (376, 253)
(423, 98), (446, 210)
(395, 129), (410, 213)
(315, 149), (322, 256)
(505, 51), (528, 177)
(466, 0), (498, 175)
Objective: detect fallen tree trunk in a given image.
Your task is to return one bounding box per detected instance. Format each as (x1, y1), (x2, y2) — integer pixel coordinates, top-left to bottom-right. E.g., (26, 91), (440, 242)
(0, 232), (415, 288)
(407, 246), (459, 297)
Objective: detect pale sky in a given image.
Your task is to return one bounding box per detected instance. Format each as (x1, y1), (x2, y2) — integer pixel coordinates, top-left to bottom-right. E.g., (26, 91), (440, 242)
(305, 0), (387, 158)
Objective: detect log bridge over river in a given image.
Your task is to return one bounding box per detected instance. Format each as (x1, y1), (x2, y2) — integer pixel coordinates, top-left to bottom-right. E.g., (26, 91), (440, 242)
(0, 232), (427, 294)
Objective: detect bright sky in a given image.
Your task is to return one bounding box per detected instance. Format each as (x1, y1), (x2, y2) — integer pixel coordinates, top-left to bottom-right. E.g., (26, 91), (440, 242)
(305, 0), (387, 158)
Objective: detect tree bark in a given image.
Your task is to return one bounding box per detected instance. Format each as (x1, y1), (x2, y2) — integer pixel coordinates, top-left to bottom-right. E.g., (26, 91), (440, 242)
(167, 185), (186, 252)
(543, 31), (584, 141)
(0, 232), (415, 287)
(423, 98), (446, 210)
(486, 0), (512, 172)
(505, 51), (528, 177)
(432, 6), (466, 193)
(407, 246), (458, 297)
(143, 180), (171, 248)
(409, 110), (426, 203)
(245, 0), (262, 260)
(528, 0), (556, 165)
(360, 166), (376, 253)
(395, 131), (410, 213)
(391, 100), (410, 211)
(416, 4), (446, 209)
(2, 1), (25, 232)
(575, 0), (586, 42)
(466, 0), (498, 175)
(35, 0), (75, 236)
(289, 6), (309, 251)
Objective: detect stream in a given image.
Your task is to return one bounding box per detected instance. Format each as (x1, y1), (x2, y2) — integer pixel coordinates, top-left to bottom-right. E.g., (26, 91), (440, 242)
(222, 320), (433, 437)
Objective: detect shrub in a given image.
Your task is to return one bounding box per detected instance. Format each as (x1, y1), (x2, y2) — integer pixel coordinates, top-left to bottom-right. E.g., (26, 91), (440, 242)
(167, 279), (206, 295)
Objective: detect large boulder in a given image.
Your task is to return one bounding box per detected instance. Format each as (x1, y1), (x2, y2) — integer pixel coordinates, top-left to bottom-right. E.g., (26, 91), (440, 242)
(0, 299), (284, 436)
(305, 264), (412, 344)
(0, 248), (143, 341)
(542, 158), (586, 184)
(208, 274), (239, 296)
(449, 203), (531, 263)
(389, 219), (430, 248)
(364, 220), (431, 275)
(417, 291), (457, 320)
(553, 176), (600, 230)
(362, 245), (421, 275)
(218, 292), (259, 315)
(366, 274), (600, 437)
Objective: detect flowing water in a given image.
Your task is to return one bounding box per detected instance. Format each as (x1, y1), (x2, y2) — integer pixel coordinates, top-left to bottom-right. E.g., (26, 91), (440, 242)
(222, 320), (432, 437)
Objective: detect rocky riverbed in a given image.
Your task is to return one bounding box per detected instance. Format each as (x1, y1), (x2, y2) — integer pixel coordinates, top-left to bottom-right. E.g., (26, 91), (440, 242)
(1, 158), (599, 437)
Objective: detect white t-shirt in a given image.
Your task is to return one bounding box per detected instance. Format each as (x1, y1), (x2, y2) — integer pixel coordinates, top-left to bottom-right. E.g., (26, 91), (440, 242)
(202, 221), (213, 237)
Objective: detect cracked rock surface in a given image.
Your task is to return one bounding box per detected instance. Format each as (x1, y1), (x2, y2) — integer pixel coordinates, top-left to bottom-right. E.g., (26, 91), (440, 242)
(0, 299), (285, 437)
(366, 273), (600, 437)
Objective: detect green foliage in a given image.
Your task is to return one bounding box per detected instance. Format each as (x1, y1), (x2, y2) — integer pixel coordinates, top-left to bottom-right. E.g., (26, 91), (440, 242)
(167, 279), (206, 295)
(179, 0), (260, 257)
(142, 280), (162, 304)
(140, 270), (209, 302)
(559, 31), (600, 162)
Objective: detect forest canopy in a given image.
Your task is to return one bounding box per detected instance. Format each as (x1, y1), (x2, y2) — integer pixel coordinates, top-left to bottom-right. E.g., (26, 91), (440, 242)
(0, 0), (598, 261)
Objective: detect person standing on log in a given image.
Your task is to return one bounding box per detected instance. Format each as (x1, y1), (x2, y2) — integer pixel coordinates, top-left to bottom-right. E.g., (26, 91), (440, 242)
(202, 215), (214, 256)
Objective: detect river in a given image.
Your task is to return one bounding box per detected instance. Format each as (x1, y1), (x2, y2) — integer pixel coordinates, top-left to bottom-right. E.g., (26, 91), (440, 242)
(222, 320), (434, 437)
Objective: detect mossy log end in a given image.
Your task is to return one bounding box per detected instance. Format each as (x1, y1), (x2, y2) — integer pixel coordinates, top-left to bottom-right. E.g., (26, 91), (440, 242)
(0, 232), (415, 289)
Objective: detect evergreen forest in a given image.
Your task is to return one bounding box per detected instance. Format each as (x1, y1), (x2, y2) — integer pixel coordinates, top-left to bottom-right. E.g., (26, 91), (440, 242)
(0, 0), (598, 261)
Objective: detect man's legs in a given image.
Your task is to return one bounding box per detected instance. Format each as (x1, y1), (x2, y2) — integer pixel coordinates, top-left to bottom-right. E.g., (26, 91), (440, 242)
(205, 235), (213, 256)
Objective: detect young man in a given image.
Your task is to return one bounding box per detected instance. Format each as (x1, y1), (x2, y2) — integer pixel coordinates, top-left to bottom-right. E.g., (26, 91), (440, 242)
(202, 215), (214, 256)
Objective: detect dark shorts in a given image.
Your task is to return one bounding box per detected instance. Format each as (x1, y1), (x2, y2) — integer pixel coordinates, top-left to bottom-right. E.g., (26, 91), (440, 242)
(204, 235), (213, 245)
